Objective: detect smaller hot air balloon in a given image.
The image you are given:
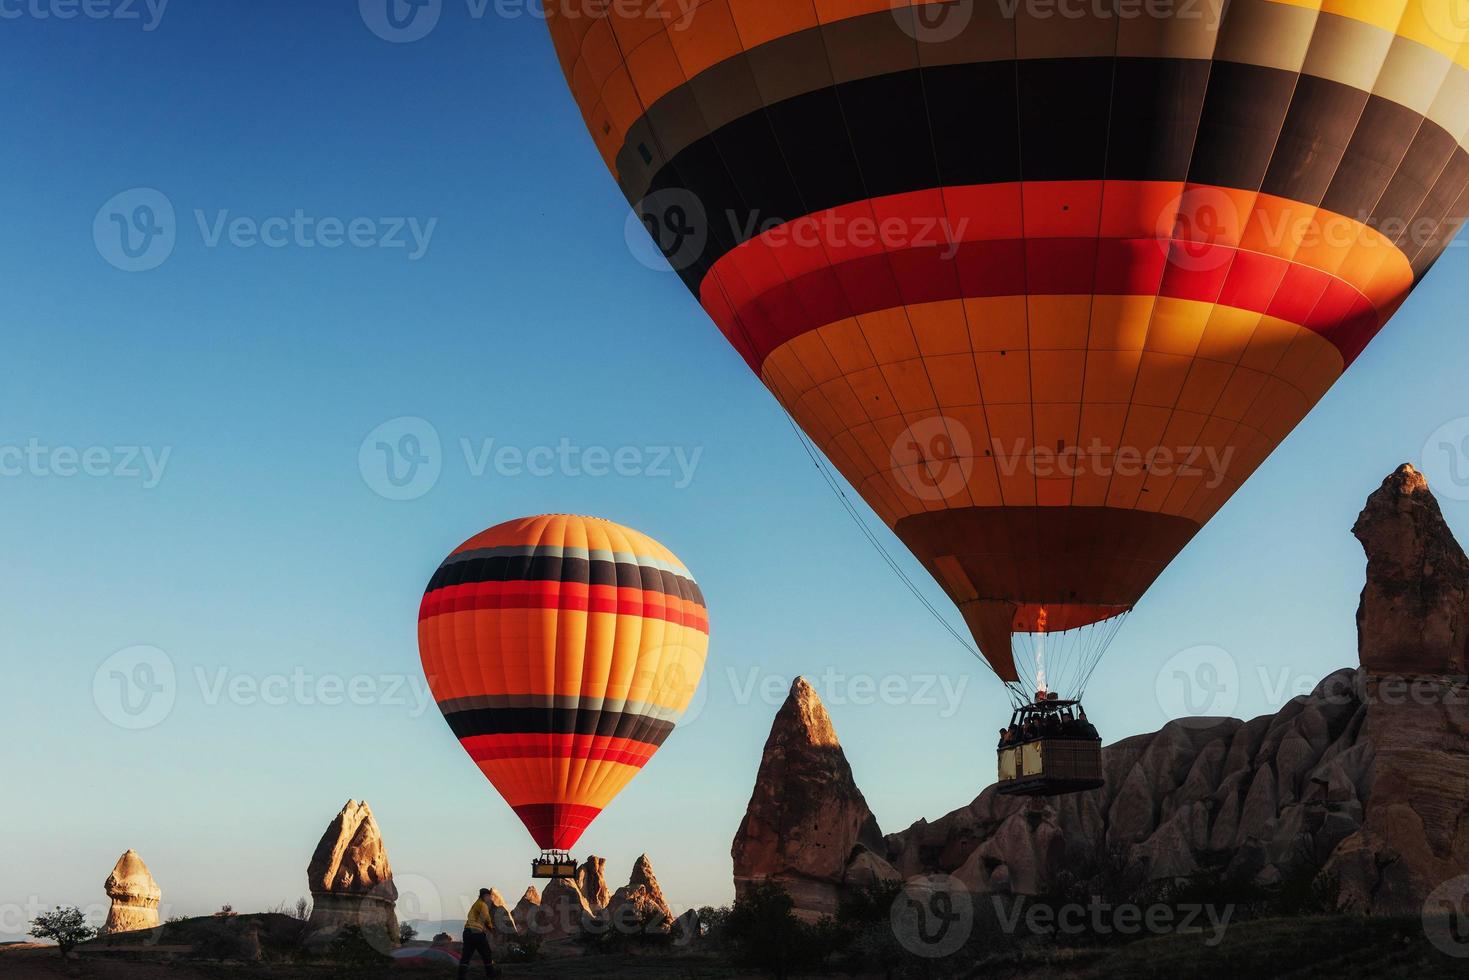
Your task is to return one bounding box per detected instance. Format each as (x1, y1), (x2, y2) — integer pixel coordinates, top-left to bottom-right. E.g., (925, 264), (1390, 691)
(418, 515), (708, 877)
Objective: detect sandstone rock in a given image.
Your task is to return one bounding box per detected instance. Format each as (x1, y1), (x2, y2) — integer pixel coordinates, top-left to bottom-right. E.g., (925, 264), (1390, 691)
(1354, 464), (1469, 675)
(576, 855), (610, 914)
(486, 888), (516, 937)
(511, 886), (540, 936)
(842, 848), (902, 889)
(101, 850), (160, 935)
(876, 465), (1469, 915)
(739, 467), (1469, 918)
(535, 877), (594, 942)
(605, 854), (674, 933)
(306, 800), (398, 945)
(731, 677), (885, 920)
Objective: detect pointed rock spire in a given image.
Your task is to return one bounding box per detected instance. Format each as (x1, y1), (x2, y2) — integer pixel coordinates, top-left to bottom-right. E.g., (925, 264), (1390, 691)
(102, 850), (161, 935)
(731, 677), (884, 919)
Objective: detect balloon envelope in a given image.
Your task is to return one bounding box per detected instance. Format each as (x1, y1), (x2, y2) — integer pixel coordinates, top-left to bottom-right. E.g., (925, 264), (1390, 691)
(547, 2), (1469, 680)
(418, 515), (709, 849)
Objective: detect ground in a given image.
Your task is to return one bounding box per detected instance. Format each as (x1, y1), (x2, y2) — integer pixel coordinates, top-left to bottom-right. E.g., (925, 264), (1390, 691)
(3, 915), (1465, 979)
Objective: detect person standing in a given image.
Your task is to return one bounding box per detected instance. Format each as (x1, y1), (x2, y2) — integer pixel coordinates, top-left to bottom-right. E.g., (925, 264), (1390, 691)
(459, 888), (500, 979)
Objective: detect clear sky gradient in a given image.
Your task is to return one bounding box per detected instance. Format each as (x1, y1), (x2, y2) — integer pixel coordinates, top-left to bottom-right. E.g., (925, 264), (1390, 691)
(5, 1), (1469, 934)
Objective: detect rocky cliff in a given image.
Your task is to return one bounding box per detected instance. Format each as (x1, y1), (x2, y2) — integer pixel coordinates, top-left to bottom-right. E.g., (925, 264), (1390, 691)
(735, 465), (1469, 917)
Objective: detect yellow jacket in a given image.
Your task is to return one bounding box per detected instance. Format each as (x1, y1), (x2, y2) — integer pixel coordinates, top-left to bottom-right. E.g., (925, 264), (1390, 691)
(465, 898), (492, 934)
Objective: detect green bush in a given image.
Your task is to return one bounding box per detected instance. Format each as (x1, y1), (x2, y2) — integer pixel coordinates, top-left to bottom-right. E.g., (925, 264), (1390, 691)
(28, 906), (95, 954)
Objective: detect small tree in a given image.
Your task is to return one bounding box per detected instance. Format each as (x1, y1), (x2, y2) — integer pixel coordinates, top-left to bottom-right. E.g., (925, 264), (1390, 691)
(398, 922), (418, 945)
(294, 897), (311, 922)
(29, 906), (96, 954)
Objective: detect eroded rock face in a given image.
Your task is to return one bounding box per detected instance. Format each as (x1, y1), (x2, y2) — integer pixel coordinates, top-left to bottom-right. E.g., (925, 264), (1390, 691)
(751, 468), (1469, 917)
(306, 800), (399, 944)
(486, 887), (517, 949)
(101, 850), (160, 935)
(605, 854), (674, 933)
(511, 886), (540, 936)
(536, 877), (594, 941)
(732, 677), (885, 920)
(1353, 464), (1469, 675)
(576, 855), (610, 914)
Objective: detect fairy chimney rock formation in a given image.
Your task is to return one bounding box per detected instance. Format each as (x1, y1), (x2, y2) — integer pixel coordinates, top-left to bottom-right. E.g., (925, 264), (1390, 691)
(306, 800), (399, 943)
(576, 855), (610, 914)
(101, 850), (161, 935)
(486, 888), (516, 936)
(1353, 463), (1469, 675)
(536, 877), (595, 941)
(605, 854), (674, 932)
(731, 677), (887, 920)
(511, 886), (541, 936)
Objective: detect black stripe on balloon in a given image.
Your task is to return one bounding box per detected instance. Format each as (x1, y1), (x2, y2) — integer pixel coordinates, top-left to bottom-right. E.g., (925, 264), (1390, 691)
(630, 58), (1464, 293)
(425, 554), (706, 607)
(443, 706), (675, 747)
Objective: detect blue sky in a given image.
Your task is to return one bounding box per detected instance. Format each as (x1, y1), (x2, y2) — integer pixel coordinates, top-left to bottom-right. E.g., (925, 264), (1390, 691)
(5, 0), (1469, 932)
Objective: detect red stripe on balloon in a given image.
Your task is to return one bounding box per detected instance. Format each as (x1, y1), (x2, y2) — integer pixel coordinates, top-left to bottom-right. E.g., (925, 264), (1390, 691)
(512, 803), (603, 851)
(699, 184), (1390, 370)
(462, 733), (658, 768)
(419, 581), (710, 632)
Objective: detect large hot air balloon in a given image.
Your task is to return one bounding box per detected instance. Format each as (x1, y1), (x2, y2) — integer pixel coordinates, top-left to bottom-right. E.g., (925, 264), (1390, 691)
(546, 2), (1469, 717)
(418, 516), (708, 871)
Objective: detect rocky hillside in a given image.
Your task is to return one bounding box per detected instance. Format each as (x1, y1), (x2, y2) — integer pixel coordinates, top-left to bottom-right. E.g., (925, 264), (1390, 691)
(733, 465), (1469, 917)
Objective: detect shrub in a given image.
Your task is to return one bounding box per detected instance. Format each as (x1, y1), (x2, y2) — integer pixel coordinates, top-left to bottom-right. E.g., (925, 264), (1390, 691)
(28, 906), (95, 954)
